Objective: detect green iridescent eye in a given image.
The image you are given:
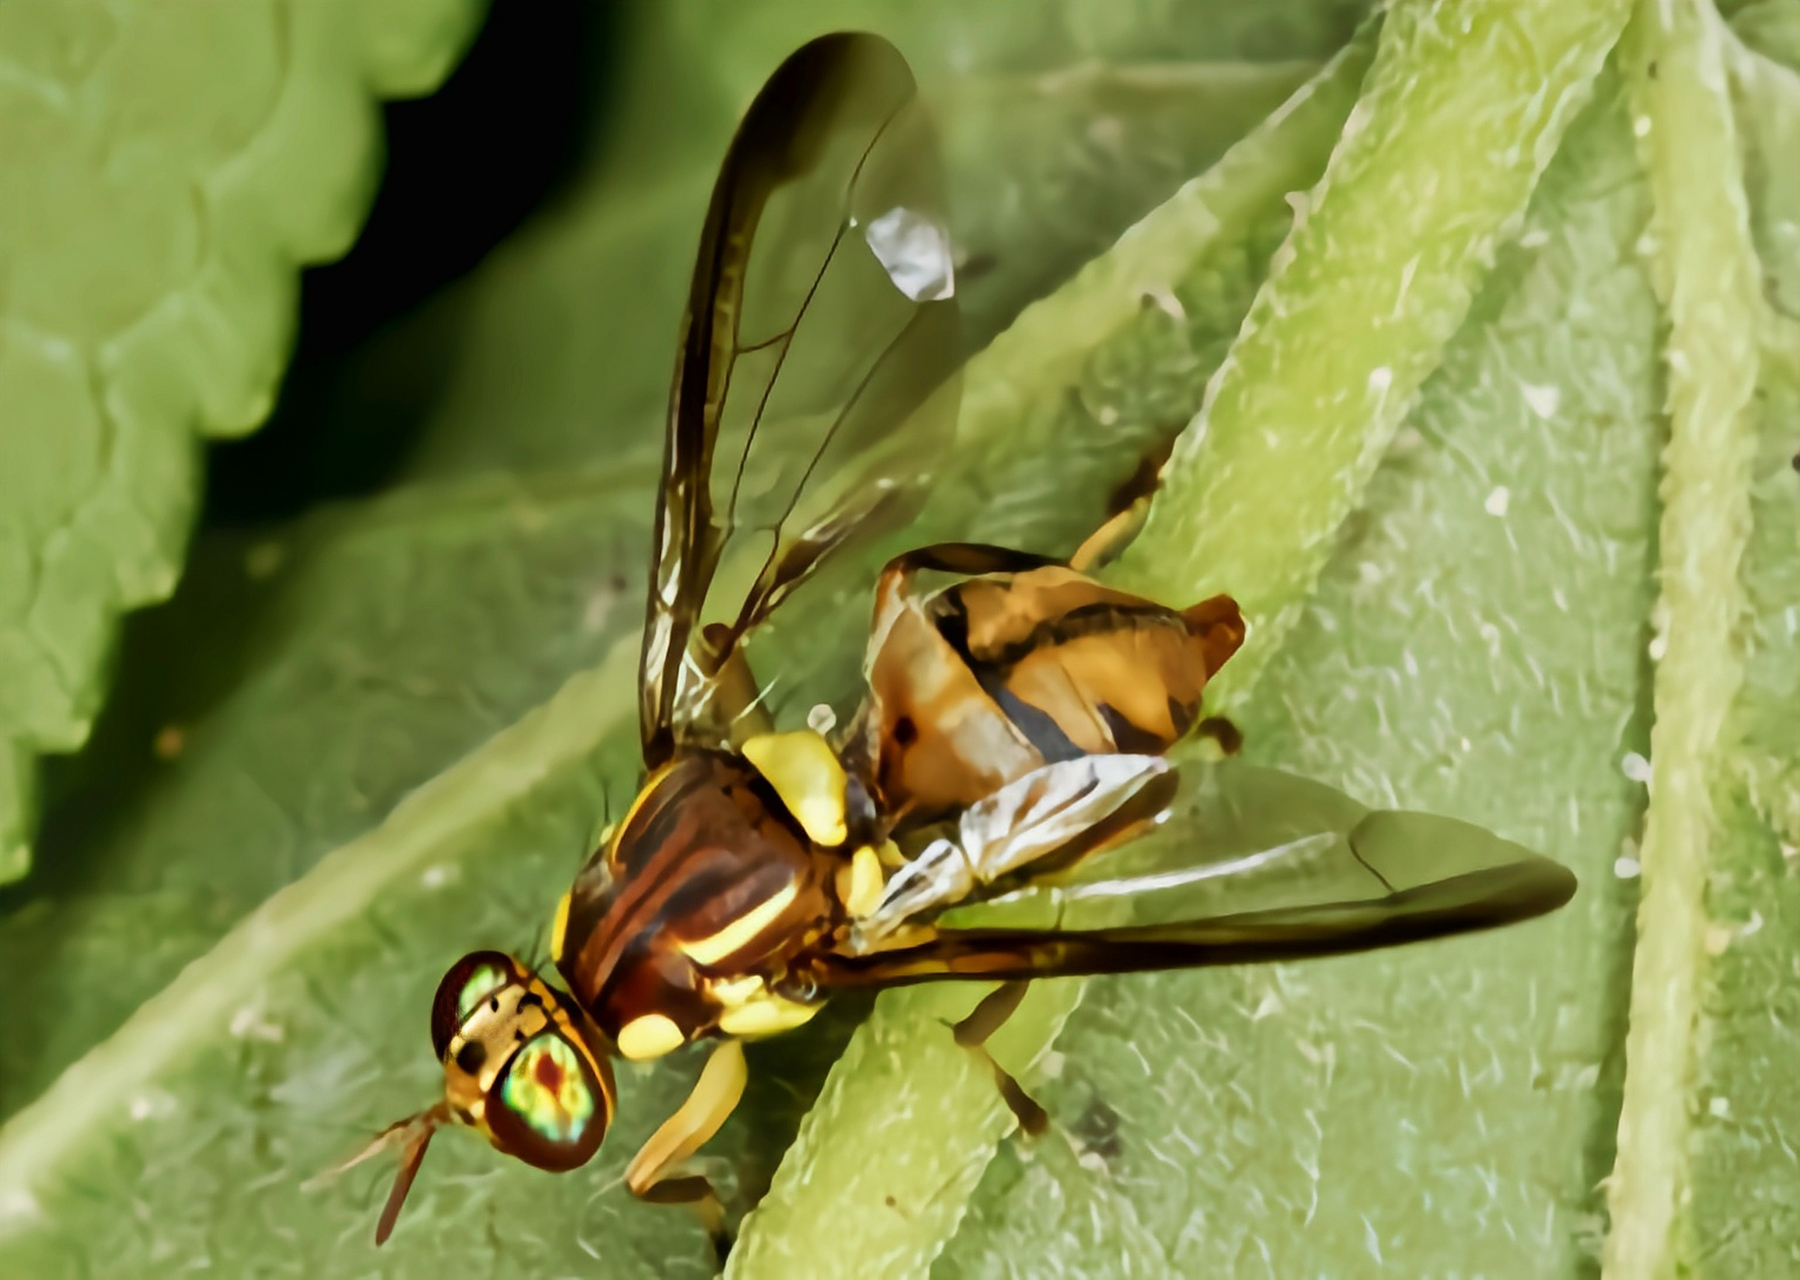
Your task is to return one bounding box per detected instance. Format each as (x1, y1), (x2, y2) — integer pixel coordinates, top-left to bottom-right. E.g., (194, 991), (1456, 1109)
(430, 950), (521, 1059)
(504, 1036), (593, 1141)
(485, 1031), (608, 1171)
(455, 965), (509, 1023)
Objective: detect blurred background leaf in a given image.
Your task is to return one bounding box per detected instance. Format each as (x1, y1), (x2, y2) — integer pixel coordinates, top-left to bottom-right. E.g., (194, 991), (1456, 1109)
(0, 0), (487, 883)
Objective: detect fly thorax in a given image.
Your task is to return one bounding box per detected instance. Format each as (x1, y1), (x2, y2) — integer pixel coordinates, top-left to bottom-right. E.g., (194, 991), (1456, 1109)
(564, 749), (851, 1058)
(608, 876), (833, 1058)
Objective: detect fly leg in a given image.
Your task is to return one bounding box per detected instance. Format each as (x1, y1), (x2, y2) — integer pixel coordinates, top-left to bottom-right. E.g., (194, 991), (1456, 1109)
(947, 981), (1048, 1136)
(1071, 430), (1176, 572)
(1068, 499), (1150, 572)
(625, 1039), (748, 1257)
(880, 542), (1064, 581)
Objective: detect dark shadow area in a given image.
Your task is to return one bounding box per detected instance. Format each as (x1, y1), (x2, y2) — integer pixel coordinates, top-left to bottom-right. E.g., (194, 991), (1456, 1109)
(205, 0), (624, 526)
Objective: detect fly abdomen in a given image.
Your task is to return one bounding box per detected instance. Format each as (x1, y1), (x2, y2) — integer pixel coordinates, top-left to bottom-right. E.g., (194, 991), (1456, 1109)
(939, 570), (1243, 761)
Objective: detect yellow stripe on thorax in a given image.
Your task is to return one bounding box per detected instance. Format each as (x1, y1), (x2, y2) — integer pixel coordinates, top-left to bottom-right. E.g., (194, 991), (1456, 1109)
(550, 890), (572, 962)
(676, 881), (799, 967)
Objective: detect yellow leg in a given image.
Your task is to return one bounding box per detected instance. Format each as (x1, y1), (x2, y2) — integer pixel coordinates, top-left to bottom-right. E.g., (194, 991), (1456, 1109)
(1069, 497), (1150, 573)
(625, 1039), (749, 1200)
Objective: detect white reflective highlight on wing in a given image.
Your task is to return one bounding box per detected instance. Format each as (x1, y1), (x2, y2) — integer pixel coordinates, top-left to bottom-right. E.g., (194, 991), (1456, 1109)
(863, 206), (955, 302)
(979, 832), (1339, 907)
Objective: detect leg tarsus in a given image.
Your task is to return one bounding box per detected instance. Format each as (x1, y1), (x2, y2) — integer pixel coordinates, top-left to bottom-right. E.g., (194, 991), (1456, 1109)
(952, 981), (1030, 1049)
(640, 1174), (732, 1263)
(947, 981), (1049, 1137)
(985, 1052), (1050, 1136)
(1069, 499), (1150, 572)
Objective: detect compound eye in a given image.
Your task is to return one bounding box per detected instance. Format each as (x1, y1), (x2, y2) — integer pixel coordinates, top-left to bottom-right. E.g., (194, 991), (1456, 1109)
(430, 951), (520, 1060)
(484, 1031), (608, 1171)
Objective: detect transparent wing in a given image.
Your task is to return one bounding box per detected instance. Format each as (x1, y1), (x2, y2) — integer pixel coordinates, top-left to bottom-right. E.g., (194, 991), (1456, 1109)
(640, 32), (961, 766)
(813, 759), (1577, 986)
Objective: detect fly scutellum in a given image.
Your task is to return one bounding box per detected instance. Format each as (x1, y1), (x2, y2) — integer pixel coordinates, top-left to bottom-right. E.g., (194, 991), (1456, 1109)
(342, 31), (1578, 1245)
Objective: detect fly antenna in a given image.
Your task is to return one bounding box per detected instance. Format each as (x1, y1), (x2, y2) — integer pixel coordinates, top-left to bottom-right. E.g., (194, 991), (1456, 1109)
(306, 1102), (450, 1245)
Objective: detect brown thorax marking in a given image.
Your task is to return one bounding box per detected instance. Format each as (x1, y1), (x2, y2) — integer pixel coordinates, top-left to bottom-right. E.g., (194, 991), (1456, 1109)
(567, 730), (895, 1062)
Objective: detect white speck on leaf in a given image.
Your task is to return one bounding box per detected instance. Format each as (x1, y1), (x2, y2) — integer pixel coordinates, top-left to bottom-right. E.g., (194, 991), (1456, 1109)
(1485, 486), (1511, 517)
(230, 1002), (283, 1043)
(0, 1190), (39, 1228)
(1363, 1216), (1384, 1265)
(420, 864), (457, 890)
(1368, 365), (1393, 395)
(1141, 284), (1186, 322)
(1622, 752), (1652, 784)
(1520, 382), (1561, 419)
(128, 1091), (176, 1122)
(1614, 855), (1641, 880)
(864, 206), (955, 302)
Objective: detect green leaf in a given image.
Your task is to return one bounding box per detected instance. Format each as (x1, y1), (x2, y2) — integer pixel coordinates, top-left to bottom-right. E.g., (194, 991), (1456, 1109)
(0, 5), (1346, 1275)
(1607, 3), (1800, 1275)
(0, 0), (487, 884)
(945, 59), (1661, 1280)
(733, 3), (1638, 1274)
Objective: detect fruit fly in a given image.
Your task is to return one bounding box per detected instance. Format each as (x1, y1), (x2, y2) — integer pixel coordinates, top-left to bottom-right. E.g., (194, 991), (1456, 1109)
(346, 31), (1578, 1244)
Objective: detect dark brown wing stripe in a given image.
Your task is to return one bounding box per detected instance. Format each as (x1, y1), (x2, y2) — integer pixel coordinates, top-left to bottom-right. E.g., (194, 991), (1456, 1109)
(810, 862), (1577, 988)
